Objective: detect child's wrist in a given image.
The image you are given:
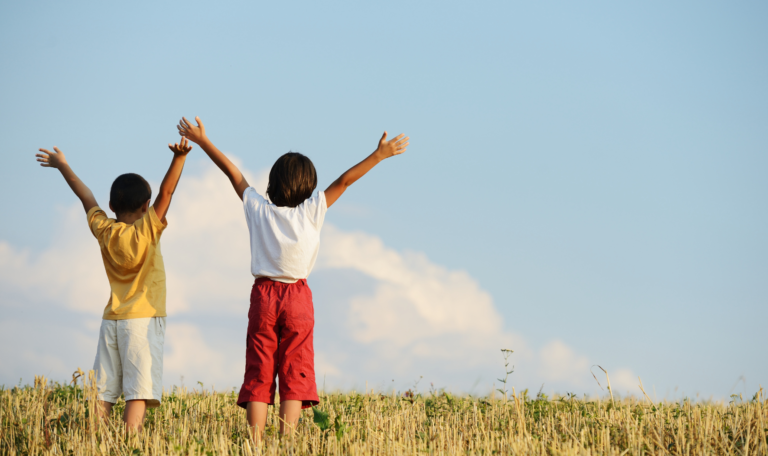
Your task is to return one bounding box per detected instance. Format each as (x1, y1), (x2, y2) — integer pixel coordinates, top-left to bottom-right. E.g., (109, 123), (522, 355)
(197, 135), (211, 146)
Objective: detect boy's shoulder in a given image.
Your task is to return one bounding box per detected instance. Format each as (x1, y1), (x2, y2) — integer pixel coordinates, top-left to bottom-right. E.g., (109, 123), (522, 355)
(87, 206), (166, 247)
(87, 206), (116, 231)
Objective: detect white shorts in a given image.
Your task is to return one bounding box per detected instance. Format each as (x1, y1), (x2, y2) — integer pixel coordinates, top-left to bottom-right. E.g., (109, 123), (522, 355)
(93, 317), (165, 408)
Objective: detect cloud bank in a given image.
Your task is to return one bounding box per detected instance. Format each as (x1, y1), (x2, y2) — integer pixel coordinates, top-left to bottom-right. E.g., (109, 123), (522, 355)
(0, 158), (638, 396)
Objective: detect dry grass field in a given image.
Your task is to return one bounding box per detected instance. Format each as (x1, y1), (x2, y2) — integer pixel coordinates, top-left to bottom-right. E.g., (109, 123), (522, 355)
(1, 370), (766, 455)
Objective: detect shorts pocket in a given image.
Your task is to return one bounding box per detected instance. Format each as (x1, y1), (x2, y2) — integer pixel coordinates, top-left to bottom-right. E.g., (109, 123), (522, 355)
(285, 350), (306, 380)
(287, 352), (312, 381)
(293, 366), (307, 379)
(155, 317), (165, 336)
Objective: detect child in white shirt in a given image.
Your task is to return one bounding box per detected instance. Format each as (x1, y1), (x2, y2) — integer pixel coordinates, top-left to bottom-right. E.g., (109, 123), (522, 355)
(177, 116), (408, 444)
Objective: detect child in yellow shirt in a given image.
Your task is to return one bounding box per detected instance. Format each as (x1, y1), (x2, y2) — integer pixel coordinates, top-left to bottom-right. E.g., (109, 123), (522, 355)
(35, 138), (192, 430)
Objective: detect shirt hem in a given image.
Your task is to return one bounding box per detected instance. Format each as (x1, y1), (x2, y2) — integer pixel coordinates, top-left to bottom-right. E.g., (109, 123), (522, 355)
(253, 275), (301, 284)
(102, 312), (167, 320)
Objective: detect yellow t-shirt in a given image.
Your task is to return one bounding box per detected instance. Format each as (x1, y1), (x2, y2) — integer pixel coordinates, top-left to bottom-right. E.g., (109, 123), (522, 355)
(87, 206), (167, 320)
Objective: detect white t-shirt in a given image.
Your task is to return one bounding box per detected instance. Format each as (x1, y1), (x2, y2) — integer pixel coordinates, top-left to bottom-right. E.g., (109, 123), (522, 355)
(242, 187), (327, 283)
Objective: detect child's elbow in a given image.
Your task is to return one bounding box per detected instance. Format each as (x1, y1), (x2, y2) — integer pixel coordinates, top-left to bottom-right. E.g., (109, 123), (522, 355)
(159, 189), (175, 200)
(339, 176), (355, 188)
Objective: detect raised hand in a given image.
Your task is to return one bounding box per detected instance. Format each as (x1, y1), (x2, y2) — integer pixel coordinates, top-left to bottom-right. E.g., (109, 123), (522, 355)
(155, 137), (192, 221)
(176, 115), (250, 200)
(168, 137), (193, 156)
(374, 132), (409, 160)
(324, 131), (411, 208)
(35, 146), (98, 212)
(36, 147), (69, 169)
(177, 116), (207, 145)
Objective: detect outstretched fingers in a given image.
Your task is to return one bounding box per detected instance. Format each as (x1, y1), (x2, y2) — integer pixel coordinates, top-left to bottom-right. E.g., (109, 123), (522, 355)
(168, 137), (193, 154)
(180, 137), (192, 152)
(178, 117), (194, 136)
(35, 154), (51, 167)
(177, 116), (205, 142)
(376, 132), (410, 157)
(391, 134), (409, 154)
(36, 148), (54, 167)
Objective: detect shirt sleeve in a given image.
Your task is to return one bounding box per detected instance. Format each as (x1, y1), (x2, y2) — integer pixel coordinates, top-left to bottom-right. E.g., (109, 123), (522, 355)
(134, 207), (167, 240)
(87, 206), (111, 239)
(310, 191), (328, 229)
(148, 206), (168, 235)
(242, 187), (266, 214)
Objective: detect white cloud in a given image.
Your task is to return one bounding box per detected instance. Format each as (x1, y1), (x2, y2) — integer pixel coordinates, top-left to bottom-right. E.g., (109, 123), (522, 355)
(317, 226), (528, 370)
(0, 158), (636, 394)
(0, 206), (107, 314)
(608, 368), (641, 396)
(538, 340), (590, 384)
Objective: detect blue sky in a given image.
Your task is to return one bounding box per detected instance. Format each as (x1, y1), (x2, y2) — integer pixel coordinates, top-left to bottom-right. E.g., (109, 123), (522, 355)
(1, 1), (766, 399)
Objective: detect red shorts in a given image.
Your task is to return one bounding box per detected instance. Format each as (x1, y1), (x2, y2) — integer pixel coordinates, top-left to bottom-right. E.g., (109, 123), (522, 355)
(237, 278), (319, 409)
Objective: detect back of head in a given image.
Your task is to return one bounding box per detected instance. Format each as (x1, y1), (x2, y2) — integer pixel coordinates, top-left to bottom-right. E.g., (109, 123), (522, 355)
(267, 152), (317, 207)
(110, 173), (152, 215)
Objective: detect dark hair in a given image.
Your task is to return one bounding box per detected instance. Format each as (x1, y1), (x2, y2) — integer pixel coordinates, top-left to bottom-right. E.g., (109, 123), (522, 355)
(267, 152), (317, 207)
(110, 173), (152, 214)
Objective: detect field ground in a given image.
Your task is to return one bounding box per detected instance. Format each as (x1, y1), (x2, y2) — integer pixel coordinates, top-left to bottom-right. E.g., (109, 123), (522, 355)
(1, 373), (766, 455)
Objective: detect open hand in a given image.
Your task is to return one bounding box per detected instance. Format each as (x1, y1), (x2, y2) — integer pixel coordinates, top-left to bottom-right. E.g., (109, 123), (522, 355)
(168, 137), (193, 156)
(177, 116), (207, 145)
(375, 132), (409, 159)
(36, 147), (68, 169)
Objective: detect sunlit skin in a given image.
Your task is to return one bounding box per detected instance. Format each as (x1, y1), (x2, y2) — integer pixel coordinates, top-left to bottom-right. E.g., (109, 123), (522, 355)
(97, 400), (147, 431)
(176, 116), (408, 444)
(176, 116), (409, 206)
(35, 138), (193, 431)
(35, 138), (193, 221)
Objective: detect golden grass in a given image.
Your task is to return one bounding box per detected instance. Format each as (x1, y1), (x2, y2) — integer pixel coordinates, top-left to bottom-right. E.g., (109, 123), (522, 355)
(1, 372), (766, 455)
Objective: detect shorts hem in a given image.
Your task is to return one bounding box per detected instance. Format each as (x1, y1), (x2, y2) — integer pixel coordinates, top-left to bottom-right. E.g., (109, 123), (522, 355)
(279, 394), (320, 410)
(124, 394), (161, 408)
(96, 394), (119, 404)
(237, 394), (275, 410)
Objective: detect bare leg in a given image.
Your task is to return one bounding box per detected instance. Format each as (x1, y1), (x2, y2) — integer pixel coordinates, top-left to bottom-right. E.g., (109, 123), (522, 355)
(123, 400), (147, 431)
(246, 402), (269, 446)
(278, 400), (302, 435)
(98, 401), (114, 421)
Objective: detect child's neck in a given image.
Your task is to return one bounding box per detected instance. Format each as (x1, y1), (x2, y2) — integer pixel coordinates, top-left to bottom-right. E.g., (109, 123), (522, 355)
(116, 210), (146, 225)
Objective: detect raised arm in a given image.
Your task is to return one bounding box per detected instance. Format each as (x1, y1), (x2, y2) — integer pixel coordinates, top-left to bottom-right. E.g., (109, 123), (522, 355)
(324, 131), (409, 208)
(36, 147), (99, 213)
(177, 116), (250, 200)
(153, 137), (193, 221)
